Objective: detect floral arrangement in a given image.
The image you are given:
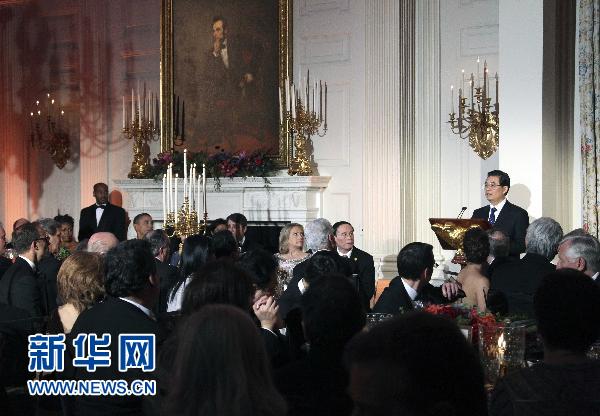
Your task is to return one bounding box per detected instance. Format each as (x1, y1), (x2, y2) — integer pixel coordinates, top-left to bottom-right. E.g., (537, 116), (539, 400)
(56, 247), (71, 261)
(424, 304), (498, 346)
(148, 148), (277, 190)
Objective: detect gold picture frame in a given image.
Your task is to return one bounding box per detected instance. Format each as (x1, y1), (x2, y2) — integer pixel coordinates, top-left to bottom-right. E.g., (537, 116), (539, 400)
(160, 0), (293, 168)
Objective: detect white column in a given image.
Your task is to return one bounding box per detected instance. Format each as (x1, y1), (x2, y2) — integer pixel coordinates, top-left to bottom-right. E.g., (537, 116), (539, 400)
(499, 0), (544, 218)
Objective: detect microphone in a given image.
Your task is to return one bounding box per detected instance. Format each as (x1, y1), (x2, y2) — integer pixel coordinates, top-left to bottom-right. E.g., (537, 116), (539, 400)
(457, 206), (467, 219)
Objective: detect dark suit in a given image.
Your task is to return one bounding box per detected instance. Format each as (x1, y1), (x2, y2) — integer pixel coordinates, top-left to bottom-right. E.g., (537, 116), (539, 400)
(67, 296), (159, 416)
(0, 257), (44, 319)
(472, 200), (529, 256)
(240, 237), (262, 254)
(339, 247), (375, 311)
(372, 276), (449, 315)
(154, 258), (178, 315)
(0, 257), (11, 280)
(485, 256), (516, 280)
(489, 253), (555, 317)
(37, 254), (61, 314)
(78, 203), (127, 242)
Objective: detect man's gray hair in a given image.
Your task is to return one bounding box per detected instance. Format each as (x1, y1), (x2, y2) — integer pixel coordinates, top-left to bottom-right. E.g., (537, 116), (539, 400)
(38, 218), (59, 236)
(144, 229), (169, 257)
(560, 235), (600, 274)
(488, 229), (510, 258)
(525, 217), (563, 260)
(304, 218), (333, 252)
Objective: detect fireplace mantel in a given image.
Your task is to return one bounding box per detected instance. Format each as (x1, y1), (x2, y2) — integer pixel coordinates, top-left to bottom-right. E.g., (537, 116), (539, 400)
(114, 176), (331, 238)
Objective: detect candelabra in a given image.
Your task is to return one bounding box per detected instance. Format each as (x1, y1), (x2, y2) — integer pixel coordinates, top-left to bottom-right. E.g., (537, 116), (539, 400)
(122, 85), (160, 178)
(162, 152), (208, 239)
(30, 93), (70, 169)
(448, 58), (499, 160)
(280, 71), (327, 176)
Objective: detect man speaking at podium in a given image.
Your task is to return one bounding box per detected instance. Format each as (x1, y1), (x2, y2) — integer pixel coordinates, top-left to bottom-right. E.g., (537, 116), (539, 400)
(472, 170), (529, 257)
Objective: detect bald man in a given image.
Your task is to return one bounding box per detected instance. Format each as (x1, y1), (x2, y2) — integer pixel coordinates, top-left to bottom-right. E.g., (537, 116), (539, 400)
(87, 232), (119, 255)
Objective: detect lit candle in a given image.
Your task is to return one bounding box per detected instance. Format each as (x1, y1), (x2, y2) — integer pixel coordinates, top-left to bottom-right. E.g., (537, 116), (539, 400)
(458, 88), (462, 119)
(319, 80), (323, 121)
(202, 163), (207, 214)
(450, 85), (454, 114)
(461, 69), (465, 91)
(197, 172), (201, 221)
(476, 56), (480, 87)
(174, 174), (179, 223)
(495, 72), (499, 105)
(183, 148), (188, 184)
(162, 174), (166, 226)
(324, 82), (328, 125)
(122, 96), (125, 129)
(131, 89), (135, 125)
(168, 163), (173, 214)
(313, 82), (316, 114)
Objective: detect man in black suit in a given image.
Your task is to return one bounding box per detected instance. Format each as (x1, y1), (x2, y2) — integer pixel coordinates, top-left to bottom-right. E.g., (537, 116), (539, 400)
(472, 170), (529, 257)
(0, 222), (11, 280)
(0, 222), (47, 319)
(373, 242), (459, 315)
(556, 234), (600, 286)
(68, 239), (160, 416)
(133, 212), (153, 240)
(333, 221), (375, 310)
(227, 212), (261, 253)
(78, 182), (127, 242)
(145, 229), (178, 315)
(485, 228), (516, 279)
(37, 218), (62, 315)
(488, 217), (563, 317)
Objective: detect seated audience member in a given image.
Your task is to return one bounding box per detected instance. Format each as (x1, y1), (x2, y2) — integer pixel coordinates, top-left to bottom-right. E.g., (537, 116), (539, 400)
(37, 218), (63, 315)
(0, 222), (47, 320)
(490, 270), (600, 415)
(227, 212), (262, 253)
(49, 251), (105, 334)
(275, 277), (365, 416)
(86, 231), (118, 255)
(54, 214), (77, 252)
(0, 222), (11, 279)
(68, 240), (159, 416)
(207, 218), (228, 235)
(333, 221), (376, 311)
(164, 305), (286, 416)
(145, 229), (178, 315)
(211, 229), (240, 260)
(556, 234), (600, 285)
(486, 228), (514, 278)
(373, 242), (460, 315)
(239, 248), (279, 304)
(132, 212), (153, 240)
(456, 227), (490, 311)
(275, 223), (310, 294)
(489, 217), (562, 316)
(166, 234), (212, 312)
(345, 312), (487, 416)
(75, 238), (89, 252)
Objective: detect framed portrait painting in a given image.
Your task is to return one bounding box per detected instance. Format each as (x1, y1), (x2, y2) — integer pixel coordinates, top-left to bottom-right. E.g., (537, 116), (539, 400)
(160, 0), (292, 168)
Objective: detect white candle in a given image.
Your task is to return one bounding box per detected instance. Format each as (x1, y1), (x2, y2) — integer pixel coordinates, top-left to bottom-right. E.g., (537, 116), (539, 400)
(285, 78), (290, 112)
(131, 89), (135, 125)
(162, 174), (166, 226)
(291, 88), (296, 119)
(190, 164), (195, 209)
(169, 163), (173, 214)
(122, 96), (125, 129)
(184, 149), (188, 182)
(174, 174), (179, 223)
(451, 85), (454, 114)
(202, 163), (207, 214)
(278, 87), (283, 122)
(477, 56), (481, 87)
(197, 173), (201, 221)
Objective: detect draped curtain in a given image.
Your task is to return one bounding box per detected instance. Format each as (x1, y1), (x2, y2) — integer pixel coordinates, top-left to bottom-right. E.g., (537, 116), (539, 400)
(580, 0), (600, 237)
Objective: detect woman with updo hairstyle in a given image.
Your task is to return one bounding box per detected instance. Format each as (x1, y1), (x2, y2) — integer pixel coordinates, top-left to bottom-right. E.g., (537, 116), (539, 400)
(50, 251), (105, 334)
(456, 227), (490, 311)
(54, 214), (78, 252)
(274, 223), (309, 294)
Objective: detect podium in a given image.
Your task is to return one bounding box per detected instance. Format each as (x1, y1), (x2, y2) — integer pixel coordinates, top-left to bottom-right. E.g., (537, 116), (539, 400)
(429, 218), (490, 264)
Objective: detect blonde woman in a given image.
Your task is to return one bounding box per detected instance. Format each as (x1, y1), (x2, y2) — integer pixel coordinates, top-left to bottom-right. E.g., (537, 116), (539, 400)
(274, 223), (310, 294)
(47, 251), (105, 334)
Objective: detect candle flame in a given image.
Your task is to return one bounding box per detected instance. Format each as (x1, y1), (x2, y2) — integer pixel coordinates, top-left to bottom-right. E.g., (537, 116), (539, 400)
(497, 333), (506, 360)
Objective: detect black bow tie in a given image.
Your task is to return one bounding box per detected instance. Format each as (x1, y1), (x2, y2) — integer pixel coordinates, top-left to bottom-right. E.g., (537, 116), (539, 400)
(96, 204), (107, 209)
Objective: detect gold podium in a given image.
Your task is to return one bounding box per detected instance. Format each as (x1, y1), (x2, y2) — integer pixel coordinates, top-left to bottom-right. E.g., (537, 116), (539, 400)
(429, 218), (490, 264)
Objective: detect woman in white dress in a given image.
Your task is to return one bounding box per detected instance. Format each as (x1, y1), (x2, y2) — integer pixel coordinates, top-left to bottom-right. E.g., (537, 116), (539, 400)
(274, 223), (310, 295)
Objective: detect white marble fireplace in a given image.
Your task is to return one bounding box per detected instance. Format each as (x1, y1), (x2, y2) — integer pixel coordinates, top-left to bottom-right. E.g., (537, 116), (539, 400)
(114, 176), (331, 238)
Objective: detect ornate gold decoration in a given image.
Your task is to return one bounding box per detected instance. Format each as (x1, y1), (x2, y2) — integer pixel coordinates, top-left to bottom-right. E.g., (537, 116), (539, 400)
(164, 198), (207, 238)
(29, 93), (71, 169)
(160, 0), (293, 168)
(123, 87), (160, 178)
(430, 221), (484, 258)
(448, 58), (499, 160)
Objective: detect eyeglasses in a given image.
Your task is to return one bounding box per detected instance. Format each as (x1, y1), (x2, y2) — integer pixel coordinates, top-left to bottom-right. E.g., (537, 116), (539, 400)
(337, 232), (354, 238)
(483, 182), (502, 189)
(35, 236), (50, 245)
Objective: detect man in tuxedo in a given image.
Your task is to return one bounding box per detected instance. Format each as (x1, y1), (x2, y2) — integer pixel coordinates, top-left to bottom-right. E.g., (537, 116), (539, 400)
(332, 221), (375, 310)
(145, 229), (178, 315)
(0, 223), (11, 279)
(489, 217), (563, 316)
(485, 228), (515, 278)
(133, 212), (153, 239)
(0, 222), (47, 319)
(556, 234), (600, 285)
(68, 239), (160, 416)
(78, 182), (127, 242)
(227, 212), (261, 253)
(472, 170), (529, 256)
(373, 242), (459, 315)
